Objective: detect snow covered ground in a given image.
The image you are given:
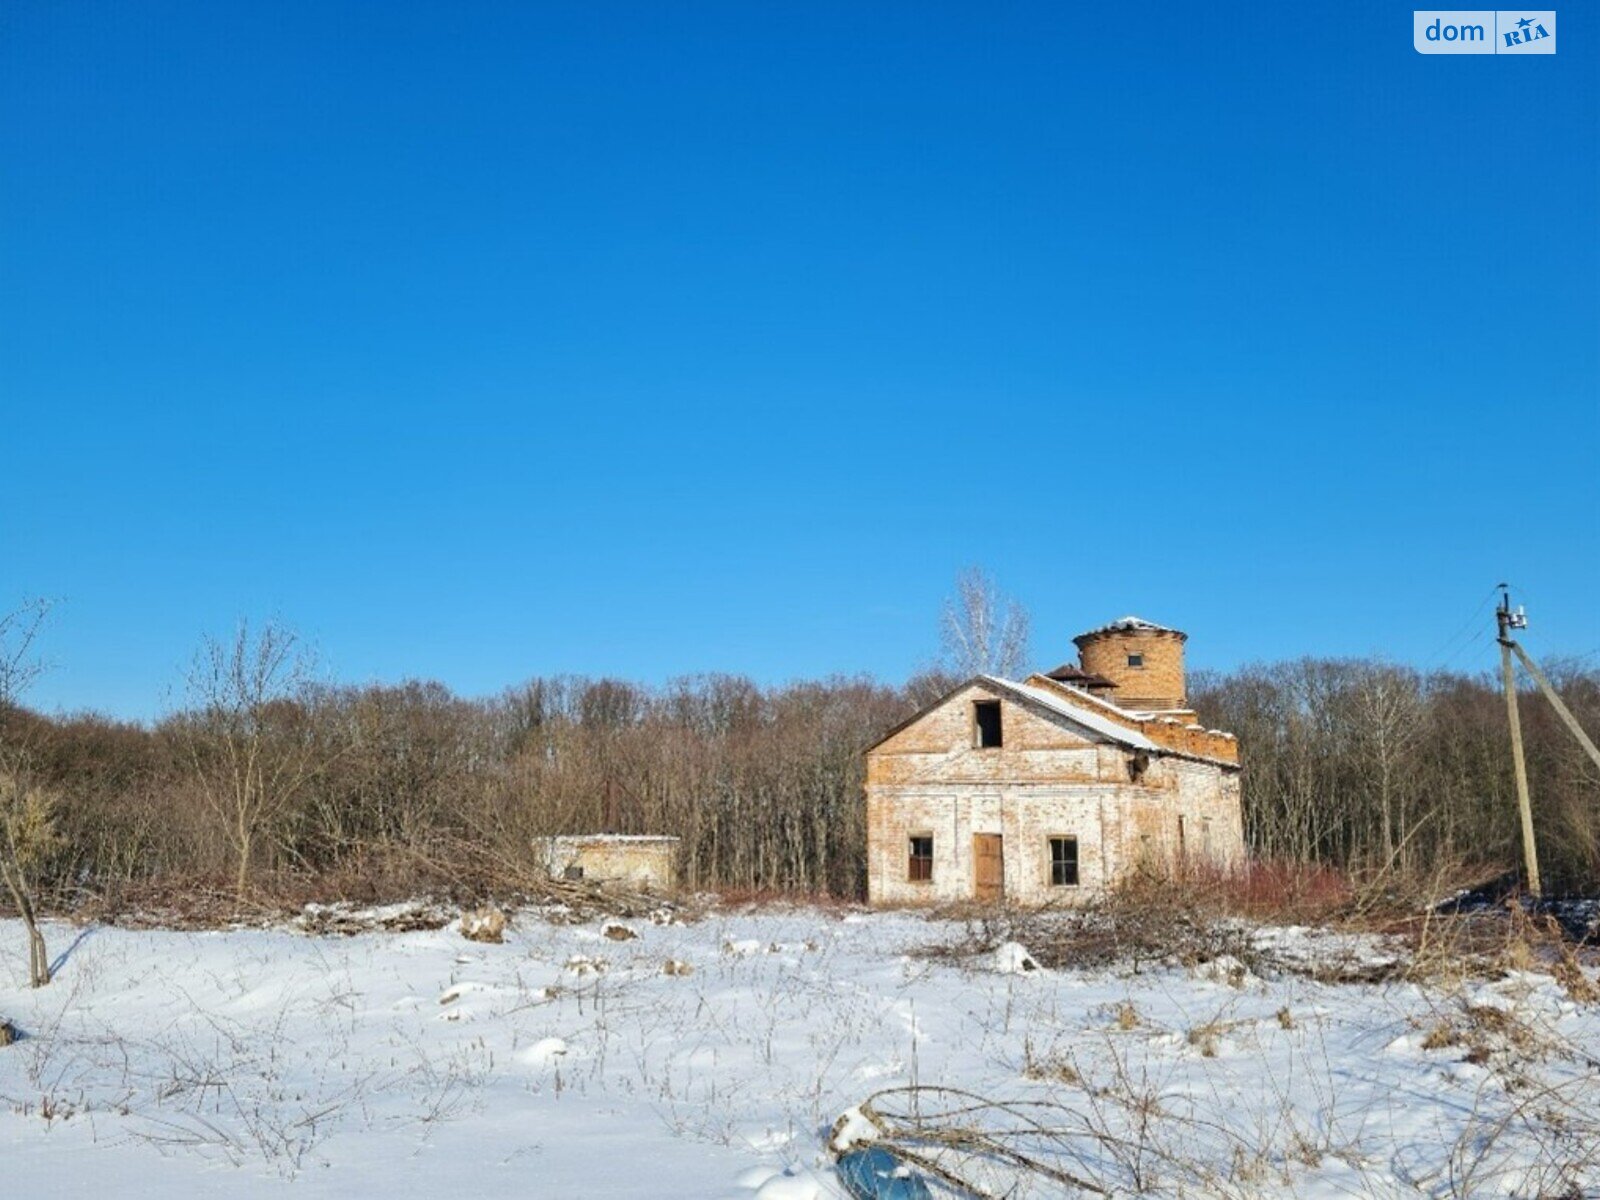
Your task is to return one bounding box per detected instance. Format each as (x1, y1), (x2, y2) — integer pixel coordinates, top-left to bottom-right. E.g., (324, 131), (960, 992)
(1, 909), (1596, 1198)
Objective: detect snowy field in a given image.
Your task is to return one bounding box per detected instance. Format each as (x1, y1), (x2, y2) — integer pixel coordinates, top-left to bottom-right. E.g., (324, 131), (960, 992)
(2, 908), (1597, 1198)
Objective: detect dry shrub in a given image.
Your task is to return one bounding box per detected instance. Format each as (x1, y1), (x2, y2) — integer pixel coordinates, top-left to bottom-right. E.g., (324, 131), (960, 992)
(1441, 1001), (1546, 1073)
(1421, 1023), (1460, 1051)
(1405, 899), (1595, 990)
(1551, 949), (1600, 1004)
(926, 874), (1266, 977)
(297, 899), (451, 935)
(1021, 1041), (1081, 1085)
(0, 1019), (17, 1047)
(1179, 860), (1354, 924)
(63, 844), (694, 933)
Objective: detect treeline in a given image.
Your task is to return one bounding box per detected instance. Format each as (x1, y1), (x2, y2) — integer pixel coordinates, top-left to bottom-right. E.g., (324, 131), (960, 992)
(2, 641), (1598, 904)
(1191, 659), (1600, 893)
(2, 660), (915, 901)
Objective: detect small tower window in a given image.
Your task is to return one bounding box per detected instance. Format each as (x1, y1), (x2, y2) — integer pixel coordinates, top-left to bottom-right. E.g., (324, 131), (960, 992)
(1049, 837), (1079, 887)
(908, 835), (934, 882)
(1127, 653), (1144, 668)
(973, 700), (1003, 748)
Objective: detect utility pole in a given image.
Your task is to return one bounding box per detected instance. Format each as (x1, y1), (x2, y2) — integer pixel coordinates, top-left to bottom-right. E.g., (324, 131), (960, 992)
(1496, 585), (1541, 899)
(1507, 641), (1600, 774)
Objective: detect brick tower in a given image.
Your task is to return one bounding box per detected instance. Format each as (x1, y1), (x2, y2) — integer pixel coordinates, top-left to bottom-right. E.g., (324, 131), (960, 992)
(1072, 617), (1188, 712)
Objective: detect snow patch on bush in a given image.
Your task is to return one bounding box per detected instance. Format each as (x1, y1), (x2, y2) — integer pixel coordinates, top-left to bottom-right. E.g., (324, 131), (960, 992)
(994, 942), (1041, 974)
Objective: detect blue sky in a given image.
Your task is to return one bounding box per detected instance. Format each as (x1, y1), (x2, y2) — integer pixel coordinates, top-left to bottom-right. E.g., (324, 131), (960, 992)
(4, 2), (1596, 719)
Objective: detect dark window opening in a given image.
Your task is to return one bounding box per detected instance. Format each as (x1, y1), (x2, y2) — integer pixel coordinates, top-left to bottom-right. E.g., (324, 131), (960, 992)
(1127, 653), (1144, 668)
(563, 865), (584, 881)
(908, 835), (934, 882)
(974, 700), (1003, 748)
(1049, 837), (1079, 887)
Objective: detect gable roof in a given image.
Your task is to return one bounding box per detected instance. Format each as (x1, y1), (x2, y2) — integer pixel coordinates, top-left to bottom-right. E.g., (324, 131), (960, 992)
(980, 676), (1159, 751)
(1026, 671), (1152, 722)
(864, 674), (1157, 755)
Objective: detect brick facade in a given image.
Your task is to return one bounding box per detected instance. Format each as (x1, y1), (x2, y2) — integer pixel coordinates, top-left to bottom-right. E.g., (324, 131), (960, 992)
(865, 620), (1243, 906)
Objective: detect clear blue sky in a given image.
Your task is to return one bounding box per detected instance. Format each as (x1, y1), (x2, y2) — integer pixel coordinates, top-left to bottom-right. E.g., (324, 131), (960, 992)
(4, 2), (1596, 720)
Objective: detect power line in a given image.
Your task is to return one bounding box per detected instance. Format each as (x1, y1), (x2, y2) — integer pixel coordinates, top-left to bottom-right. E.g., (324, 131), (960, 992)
(1422, 585), (1502, 669)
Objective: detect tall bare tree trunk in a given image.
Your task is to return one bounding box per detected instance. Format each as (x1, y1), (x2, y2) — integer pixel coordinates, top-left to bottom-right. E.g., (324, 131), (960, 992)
(235, 826), (253, 899)
(0, 861), (49, 987)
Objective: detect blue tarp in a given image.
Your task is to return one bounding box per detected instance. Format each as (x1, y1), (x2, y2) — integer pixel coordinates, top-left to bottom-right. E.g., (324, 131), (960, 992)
(836, 1147), (932, 1200)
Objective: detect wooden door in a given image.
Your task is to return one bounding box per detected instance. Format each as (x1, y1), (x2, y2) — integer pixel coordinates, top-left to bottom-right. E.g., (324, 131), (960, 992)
(973, 834), (1004, 902)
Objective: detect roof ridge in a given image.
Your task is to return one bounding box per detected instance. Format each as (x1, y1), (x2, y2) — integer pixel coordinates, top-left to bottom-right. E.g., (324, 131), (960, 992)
(1023, 672), (1143, 722)
(978, 675), (1157, 752)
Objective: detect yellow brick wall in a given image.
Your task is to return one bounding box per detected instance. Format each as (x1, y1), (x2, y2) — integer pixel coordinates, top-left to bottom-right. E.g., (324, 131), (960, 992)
(1076, 628), (1187, 710)
(868, 683), (1122, 784)
(866, 787), (1115, 905)
(1123, 758), (1246, 872)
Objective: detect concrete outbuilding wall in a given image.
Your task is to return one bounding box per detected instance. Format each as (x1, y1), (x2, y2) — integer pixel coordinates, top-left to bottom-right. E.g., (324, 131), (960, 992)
(536, 835), (679, 892)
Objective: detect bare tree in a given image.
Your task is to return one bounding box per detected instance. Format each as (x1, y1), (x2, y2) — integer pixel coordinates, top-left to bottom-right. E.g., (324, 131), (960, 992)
(175, 620), (322, 898)
(0, 599), (51, 703)
(0, 598), (57, 985)
(939, 568), (1032, 679)
(0, 772), (60, 986)
(1349, 663), (1425, 874)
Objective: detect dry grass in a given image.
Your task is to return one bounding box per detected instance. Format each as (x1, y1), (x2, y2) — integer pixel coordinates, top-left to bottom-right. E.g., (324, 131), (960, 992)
(920, 860), (1598, 998)
(1421, 1023), (1460, 1051)
(1404, 899), (1600, 992)
(1185, 1025), (1221, 1058)
(48, 853), (698, 933)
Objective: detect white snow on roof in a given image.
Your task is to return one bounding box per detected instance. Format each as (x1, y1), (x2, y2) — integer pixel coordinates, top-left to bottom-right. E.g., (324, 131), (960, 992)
(978, 675), (1158, 751)
(1079, 615), (1183, 636)
(1025, 672), (1146, 721)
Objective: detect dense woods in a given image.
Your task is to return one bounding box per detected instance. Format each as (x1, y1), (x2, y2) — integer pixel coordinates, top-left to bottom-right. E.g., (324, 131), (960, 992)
(1191, 659), (1600, 893)
(1, 626), (1598, 906)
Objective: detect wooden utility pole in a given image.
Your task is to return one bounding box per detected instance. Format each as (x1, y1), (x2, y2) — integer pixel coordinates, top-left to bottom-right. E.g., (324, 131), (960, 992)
(1508, 640), (1600, 774)
(1496, 587), (1541, 899)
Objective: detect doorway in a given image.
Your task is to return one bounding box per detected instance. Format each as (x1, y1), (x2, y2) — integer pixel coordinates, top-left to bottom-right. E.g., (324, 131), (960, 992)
(973, 833), (1004, 902)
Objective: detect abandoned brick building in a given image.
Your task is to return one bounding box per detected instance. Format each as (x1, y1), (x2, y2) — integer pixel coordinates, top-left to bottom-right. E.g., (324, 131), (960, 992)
(865, 617), (1243, 905)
